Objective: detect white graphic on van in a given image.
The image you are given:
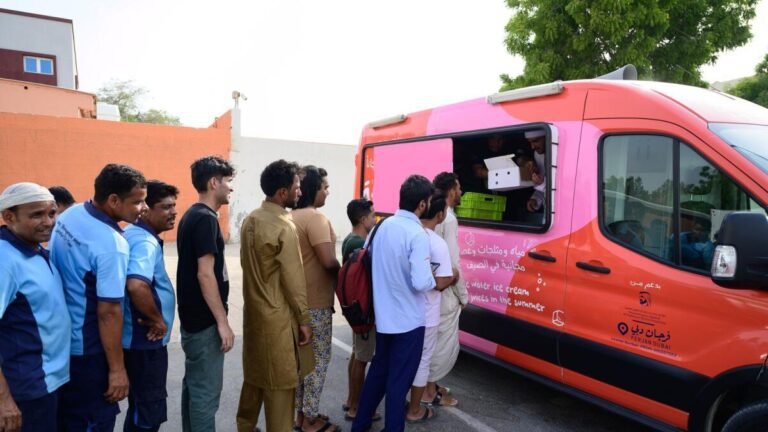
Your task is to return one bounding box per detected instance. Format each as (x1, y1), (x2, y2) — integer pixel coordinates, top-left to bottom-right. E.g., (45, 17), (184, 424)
(552, 310), (565, 326)
(629, 280), (662, 290)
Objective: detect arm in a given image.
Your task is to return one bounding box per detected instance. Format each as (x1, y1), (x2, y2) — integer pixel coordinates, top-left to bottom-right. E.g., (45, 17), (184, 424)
(434, 276), (455, 291)
(0, 367), (21, 432)
(125, 278), (166, 341)
(312, 242), (340, 272)
(409, 232), (437, 292)
(97, 301), (128, 403)
(197, 254), (233, 352)
(277, 227), (312, 345)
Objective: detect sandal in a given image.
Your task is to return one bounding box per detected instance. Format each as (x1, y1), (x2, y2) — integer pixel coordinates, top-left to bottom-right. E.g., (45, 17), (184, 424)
(294, 419), (342, 432)
(343, 411), (382, 422)
(406, 406), (437, 424)
(435, 382), (452, 395)
(421, 391), (458, 407)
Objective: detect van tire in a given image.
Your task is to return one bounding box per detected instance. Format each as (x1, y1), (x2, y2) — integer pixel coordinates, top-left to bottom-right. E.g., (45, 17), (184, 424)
(721, 401), (768, 432)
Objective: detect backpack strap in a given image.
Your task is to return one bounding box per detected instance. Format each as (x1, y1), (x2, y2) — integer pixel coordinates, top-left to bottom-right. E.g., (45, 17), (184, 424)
(365, 217), (387, 255)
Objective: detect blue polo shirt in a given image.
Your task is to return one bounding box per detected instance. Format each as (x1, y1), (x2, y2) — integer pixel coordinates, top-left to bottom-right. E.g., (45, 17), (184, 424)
(0, 226), (71, 401)
(123, 220), (176, 349)
(49, 201), (128, 356)
(370, 210), (436, 334)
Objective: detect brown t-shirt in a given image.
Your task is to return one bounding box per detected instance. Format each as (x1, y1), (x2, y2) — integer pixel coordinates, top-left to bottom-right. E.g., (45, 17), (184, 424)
(291, 208), (337, 309)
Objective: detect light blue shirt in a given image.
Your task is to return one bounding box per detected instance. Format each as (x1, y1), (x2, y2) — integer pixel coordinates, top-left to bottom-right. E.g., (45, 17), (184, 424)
(49, 201), (128, 356)
(0, 227), (71, 401)
(370, 210), (435, 334)
(123, 221), (176, 348)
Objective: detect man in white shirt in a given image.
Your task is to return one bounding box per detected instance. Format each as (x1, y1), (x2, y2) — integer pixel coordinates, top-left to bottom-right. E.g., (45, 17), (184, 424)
(525, 130), (547, 213)
(425, 172), (467, 407)
(406, 193), (456, 423)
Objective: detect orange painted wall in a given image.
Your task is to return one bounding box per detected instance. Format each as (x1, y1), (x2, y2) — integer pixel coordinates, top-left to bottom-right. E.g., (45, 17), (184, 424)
(0, 111), (232, 241)
(0, 78), (96, 118)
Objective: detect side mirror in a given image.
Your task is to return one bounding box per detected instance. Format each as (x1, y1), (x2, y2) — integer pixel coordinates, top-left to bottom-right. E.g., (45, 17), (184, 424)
(711, 212), (768, 290)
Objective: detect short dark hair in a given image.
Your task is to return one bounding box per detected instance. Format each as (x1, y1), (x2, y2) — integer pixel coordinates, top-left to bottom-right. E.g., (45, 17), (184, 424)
(145, 180), (179, 208)
(94, 164), (147, 203)
(399, 175), (434, 212)
(422, 192), (447, 220)
(260, 159), (300, 197)
(296, 165), (328, 209)
(432, 172), (458, 194)
(191, 156), (235, 193)
(49, 186), (75, 207)
(347, 198), (374, 225)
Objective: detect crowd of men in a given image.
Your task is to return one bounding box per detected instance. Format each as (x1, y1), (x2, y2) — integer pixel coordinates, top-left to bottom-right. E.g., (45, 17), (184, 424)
(0, 156), (468, 432)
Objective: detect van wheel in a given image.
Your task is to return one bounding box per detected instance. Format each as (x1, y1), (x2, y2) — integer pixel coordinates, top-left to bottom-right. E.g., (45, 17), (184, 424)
(722, 401), (768, 432)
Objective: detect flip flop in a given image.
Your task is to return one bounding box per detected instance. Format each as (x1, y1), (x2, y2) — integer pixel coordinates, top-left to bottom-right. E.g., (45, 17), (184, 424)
(421, 391), (458, 407)
(295, 420), (342, 432)
(435, 383), (452, 395)
(343, 411), (382, 422)
(406, 406), (437, 424)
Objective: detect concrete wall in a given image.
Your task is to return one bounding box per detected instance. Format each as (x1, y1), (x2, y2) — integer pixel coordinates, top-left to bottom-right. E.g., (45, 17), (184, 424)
(0, 78), (95, 118)
(0, 11), (76, 89)
(228, 134), (357, 243)
(0, 111), (232, 241)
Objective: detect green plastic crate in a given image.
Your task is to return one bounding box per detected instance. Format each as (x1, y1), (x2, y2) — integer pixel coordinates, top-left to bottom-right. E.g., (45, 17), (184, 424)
(455, 206), (503, 221)
(459, 192), (507, 212)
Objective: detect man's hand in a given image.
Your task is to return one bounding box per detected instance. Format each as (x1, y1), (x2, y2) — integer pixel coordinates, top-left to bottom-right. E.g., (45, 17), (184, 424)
(137, 317), (167, 342)
(298, 325), (313, 346)
(218, 322), (235, 353)
(104, 368), (129, 403)
(0, 391), (21, 432)
(527, 198), (540, 212)
(531, 171), (544, 186)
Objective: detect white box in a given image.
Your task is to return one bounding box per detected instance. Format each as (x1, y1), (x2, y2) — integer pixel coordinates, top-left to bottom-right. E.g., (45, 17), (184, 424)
(485, 154), (534, 191)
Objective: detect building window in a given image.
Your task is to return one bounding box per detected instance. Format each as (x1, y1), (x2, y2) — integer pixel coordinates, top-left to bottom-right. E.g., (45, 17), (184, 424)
(23, 56), (54, 75)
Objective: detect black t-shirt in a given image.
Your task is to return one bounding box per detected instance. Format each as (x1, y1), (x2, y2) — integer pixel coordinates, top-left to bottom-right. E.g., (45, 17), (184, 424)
(176, 203), (229, 333)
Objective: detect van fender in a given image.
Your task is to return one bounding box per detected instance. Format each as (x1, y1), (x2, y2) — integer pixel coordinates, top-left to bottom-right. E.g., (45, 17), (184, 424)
(688, 363), (768, 432)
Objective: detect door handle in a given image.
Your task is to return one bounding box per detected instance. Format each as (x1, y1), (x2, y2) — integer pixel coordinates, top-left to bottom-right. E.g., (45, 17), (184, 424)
(576, 261), (611, 274)
(528, 251), (556, 263)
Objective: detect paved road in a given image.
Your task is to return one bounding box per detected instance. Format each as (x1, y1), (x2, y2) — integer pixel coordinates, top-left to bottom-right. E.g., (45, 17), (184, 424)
(115, 243), (653, 431)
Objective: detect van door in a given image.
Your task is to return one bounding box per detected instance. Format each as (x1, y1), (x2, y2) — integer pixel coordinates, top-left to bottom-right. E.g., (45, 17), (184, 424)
(562, 119), (768, 429)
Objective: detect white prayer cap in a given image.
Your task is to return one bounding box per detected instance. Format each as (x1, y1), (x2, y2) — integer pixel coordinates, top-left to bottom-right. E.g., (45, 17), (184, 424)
(0, 182), (55, 211)
(524, 130), (546, 139)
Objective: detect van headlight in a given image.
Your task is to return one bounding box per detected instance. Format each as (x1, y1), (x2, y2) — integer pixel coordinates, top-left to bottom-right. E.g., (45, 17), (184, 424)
(712, 245), (737, 279)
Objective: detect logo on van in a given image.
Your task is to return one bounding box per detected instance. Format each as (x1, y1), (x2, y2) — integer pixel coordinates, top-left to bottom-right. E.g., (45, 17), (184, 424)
(617, 322), (629, 335)
(639, 292), (651, 307)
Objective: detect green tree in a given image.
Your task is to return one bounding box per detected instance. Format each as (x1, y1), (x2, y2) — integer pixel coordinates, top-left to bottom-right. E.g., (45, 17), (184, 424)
(96, 80), (181, 125)
(730, 54), (768, 108)
(501, 0), (758, 90)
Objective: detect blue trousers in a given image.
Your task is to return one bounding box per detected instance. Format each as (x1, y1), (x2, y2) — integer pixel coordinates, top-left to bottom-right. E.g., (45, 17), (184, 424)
(59, 353), (119, 432)
(17, 390), (58, 432)
(123, 346), (169, 432)
(352, 326), (425, 432)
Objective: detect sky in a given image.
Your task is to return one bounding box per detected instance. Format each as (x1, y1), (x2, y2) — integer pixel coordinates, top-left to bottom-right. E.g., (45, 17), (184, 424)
(3, 0), (767, 145)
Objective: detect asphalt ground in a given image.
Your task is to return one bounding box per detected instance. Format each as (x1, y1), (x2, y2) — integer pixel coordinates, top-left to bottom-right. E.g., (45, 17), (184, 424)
(115, 243), (653, 431)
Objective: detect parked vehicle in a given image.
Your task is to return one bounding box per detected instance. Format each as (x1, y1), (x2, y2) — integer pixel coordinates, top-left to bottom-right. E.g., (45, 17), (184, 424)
(355, 68), (768, 432)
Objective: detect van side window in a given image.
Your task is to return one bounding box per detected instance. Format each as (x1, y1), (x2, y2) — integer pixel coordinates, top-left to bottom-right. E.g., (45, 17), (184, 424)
(601, 135), (768, 272)
(677, 145), (766, 271)
(453, 128), (549, 229)
(602, 135), (675, 262)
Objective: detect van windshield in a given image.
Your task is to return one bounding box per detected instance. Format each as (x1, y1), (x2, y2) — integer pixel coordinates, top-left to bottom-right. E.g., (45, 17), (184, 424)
(709, 123), (768, 175)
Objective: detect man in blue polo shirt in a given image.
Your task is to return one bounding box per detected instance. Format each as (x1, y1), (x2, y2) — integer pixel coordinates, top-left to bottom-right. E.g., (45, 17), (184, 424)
(50, 164), (148, 432)
(0, 182), (71, 432)
(121, 180), (178, 432)
(352, 175), (437, 432)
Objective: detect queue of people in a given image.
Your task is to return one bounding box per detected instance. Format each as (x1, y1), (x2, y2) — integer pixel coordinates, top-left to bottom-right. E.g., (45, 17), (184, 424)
(0, 157), (468, 432)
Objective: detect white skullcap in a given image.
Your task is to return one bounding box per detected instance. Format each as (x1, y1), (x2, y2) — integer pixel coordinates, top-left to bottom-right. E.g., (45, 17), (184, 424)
(0, 182), (55, 211)
(525, 130), (546, 139)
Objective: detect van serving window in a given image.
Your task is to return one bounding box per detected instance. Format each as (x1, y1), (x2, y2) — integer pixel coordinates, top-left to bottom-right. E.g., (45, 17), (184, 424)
(600, 134), (768, 273)
(453, 128), (550, 230)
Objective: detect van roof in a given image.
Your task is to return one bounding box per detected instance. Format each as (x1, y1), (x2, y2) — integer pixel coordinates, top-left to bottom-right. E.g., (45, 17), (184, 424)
(360, 79), (768, 145)
(579, 80), (768, 124)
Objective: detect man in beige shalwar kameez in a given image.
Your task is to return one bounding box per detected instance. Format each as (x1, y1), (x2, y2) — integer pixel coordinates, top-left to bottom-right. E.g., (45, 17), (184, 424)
(237, 160), (313, 432)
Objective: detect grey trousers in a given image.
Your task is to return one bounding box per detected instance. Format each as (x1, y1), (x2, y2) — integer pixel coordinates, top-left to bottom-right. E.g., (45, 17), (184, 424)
(181, 325), (225, 432)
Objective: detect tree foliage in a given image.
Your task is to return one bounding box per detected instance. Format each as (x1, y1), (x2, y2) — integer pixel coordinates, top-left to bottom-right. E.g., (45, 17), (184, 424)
(501, 0), (759, 90)
(729, 54), (768, 108)
(96, 80), (181, 125)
